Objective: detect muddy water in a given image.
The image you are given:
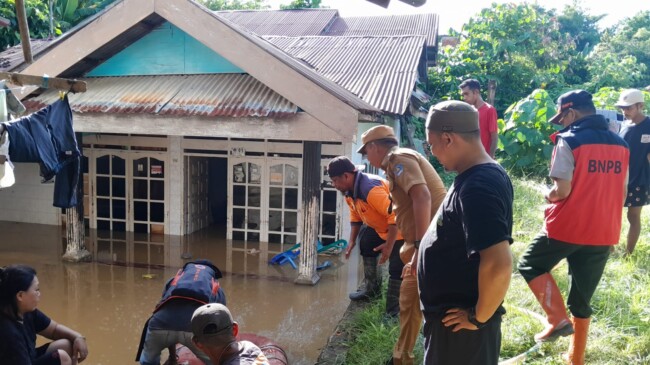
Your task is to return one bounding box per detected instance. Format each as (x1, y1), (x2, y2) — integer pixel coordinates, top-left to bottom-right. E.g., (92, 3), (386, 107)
(0, 222), (361, 365)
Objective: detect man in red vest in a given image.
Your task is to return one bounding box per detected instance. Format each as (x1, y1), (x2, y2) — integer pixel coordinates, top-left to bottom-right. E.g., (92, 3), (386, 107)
(518, 90), (629, 365)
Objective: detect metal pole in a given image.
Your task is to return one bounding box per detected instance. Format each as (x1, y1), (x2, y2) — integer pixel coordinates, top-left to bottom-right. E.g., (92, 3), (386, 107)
(15, 0), (33, 64)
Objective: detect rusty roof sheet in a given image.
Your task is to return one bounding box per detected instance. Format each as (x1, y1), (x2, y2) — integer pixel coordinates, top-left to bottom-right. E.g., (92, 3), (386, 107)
(265, 35), (426, 115)
(216, 9), (338, 36)
(324, 14), (439, 48)
(22, 74), (298, 118)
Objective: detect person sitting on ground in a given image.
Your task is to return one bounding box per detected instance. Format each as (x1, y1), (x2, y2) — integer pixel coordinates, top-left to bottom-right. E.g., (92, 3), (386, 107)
(0, 264), (89, 365)
(137, 260), (226, 365)
(191, 303), (270, 365)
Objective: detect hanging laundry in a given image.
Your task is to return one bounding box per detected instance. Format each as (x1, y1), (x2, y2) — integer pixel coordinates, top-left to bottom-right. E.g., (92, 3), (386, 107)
(1, 95), (80, 208)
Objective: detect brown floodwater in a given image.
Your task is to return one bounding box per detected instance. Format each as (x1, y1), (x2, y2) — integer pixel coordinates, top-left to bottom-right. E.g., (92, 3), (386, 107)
(0, 222), (361, 365)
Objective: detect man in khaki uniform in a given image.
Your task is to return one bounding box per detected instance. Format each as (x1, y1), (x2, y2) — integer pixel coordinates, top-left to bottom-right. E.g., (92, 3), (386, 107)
(358, 125), (446, 365)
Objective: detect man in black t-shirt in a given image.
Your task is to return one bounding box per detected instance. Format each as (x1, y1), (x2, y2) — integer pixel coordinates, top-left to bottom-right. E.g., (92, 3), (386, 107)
(418, 101), (514, 365)
(616, 89), (650, 255)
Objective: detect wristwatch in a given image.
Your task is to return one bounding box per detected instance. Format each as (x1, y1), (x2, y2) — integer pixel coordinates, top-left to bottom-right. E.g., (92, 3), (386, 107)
(468, 307), (488, 329)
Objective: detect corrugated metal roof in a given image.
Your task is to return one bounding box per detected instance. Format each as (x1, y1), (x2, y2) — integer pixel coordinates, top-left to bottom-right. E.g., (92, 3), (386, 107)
(216, 9), (338, 36)
(22, 74), (298, 117)
(324, 14), (439, 48)
(266, 35), (426, 115)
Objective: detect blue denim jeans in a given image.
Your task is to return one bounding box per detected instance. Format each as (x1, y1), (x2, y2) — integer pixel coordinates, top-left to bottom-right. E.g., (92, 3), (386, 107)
(139, 328), (212, 365)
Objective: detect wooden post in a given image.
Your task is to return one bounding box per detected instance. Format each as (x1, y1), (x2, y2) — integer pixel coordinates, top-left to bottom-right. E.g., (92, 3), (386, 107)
(487, 80), (497, 107)
(15, 0), (33, 64)
(295, 141), (321, 285)
(63, 133), (91, 262)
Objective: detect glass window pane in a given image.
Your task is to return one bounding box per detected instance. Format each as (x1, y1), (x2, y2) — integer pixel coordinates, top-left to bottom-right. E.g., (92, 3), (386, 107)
(233, 186), (245, 206)
(248, 163), (261, 184)
(232, 208), (245, 229)
(248, 209), (260, 229)
(97, 198), (110, 218)
(268, 210), (282, 232)
(323, 190), (337, 212)
(134, 201), (148, 221)
(112, 156), (125, 176)
(134, 223), (148, 233)
(150, 180), (164, 201)
(247, 232), (260, 242)
(96, 156), (110, 175)
(285, 165), (298, 186)
(113, 221), (126, 232)
(112, 199), (126, 220)
(248, 186), (261, 207)
(81, 156), (89, 174)
(285, 188), (298, 210)
(322, 213), (336, 236)
(284, 211), (297, 233)
(133, 158), (148, 177)
(233, 163), (246, 183)
(97, 219), (110, 231)
(232, 231), (245, 241)
(270, 164), (283, 186)
(96, 177), (110, 197)
(150, 159), (164, 178)
(112, 177), (125, 198)
(284, 235), (296, 245)
(150, 202), (164, 223)
(269, 234), (282, 244)
(133, 179), (148, 200)
(269, 187), (282, 209)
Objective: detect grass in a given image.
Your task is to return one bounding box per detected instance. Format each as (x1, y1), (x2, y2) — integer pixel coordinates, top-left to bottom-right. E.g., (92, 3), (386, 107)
(341, 177), (650, 364)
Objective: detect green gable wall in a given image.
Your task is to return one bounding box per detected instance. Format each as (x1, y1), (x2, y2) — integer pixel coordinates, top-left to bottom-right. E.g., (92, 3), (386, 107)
(86, 22), (244, 76)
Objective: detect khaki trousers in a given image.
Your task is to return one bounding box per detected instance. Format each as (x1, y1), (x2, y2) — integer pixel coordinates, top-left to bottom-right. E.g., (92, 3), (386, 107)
(393, 243), (423, 365)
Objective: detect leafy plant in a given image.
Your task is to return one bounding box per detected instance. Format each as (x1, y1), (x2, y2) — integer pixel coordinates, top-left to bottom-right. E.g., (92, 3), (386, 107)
(198, 0), (268, 11)
(498, 89), (559, 177)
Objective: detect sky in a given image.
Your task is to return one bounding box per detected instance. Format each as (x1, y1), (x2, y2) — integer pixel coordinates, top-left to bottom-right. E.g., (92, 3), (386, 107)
(266, 0), (650, 33)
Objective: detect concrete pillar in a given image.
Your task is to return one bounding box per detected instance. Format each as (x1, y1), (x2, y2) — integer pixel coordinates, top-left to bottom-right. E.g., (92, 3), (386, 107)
(168, 136), (184, 236)
(295, 141), (321, 285)
(63, 133), (91, 262)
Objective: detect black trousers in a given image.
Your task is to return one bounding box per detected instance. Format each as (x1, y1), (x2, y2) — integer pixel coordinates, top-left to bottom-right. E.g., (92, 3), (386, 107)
(518, 233), (611, 318)
(423, 312), (502, 365)
(357, 225), (404, 281)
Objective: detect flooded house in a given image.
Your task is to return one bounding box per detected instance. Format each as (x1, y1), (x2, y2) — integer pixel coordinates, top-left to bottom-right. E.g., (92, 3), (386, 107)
(0, 0), (437, 271)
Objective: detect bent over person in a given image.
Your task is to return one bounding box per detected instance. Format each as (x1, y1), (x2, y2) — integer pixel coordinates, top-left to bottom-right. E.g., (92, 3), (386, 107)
(327, 156), (404, 316)
(518, 90), (629, 365)
(358, 125), (446, 365)
(419, 101), (513, 365)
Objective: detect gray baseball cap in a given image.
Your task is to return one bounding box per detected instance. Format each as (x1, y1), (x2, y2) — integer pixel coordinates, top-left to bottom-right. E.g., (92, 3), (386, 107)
(191, 303), (235, 340)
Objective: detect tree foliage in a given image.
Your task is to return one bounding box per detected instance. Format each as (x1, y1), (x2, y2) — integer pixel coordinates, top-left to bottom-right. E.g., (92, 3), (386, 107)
(198, 0), (267, 11)
(280, 0), (322, 10)
(428, 3), (580, 114)
(588, 11), (650, 88)
(497, 89), (559, 176)
(0, 0), (116, 51)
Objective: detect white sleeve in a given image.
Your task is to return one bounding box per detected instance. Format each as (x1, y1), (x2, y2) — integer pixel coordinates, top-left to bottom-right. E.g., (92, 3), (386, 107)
(549, 138), (575, 181)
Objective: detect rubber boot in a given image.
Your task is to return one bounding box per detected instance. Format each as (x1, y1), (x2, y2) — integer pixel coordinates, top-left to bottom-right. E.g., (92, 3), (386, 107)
(350, 256), (380, 301)
(527, 273), (574, 342)
(385, 278), (402, 318)
(563, 317), (590, 365)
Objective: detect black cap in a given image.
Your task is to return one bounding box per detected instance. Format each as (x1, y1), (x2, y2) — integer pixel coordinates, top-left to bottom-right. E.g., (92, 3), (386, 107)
(549, 90), (594, 125)
(327, 156), (356, 178)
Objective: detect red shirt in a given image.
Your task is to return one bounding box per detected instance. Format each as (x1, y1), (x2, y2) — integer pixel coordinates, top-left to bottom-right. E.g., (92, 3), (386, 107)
(478, 103), (498, 154)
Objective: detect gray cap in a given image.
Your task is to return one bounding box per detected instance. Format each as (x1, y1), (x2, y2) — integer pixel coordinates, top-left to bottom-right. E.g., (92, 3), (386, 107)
(426, 100), (479, 132)
(191, 303), (234, 340)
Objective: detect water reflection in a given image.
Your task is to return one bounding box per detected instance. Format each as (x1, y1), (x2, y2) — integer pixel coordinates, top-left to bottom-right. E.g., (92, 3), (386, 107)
(0, 222), (360, 365)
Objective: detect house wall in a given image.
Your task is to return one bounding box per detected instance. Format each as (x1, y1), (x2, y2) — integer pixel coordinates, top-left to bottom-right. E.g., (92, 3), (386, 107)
(0, 163), (59, 225)
(86, 22), (244, 77)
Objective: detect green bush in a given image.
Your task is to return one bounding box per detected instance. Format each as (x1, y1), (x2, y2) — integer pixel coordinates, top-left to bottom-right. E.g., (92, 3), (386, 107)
(497, 89), (559, 177)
